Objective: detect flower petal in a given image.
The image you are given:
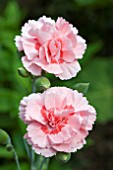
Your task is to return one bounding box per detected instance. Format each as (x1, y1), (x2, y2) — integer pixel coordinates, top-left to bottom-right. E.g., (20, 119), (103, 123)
(36, 62), (63, 74)
(49, 125), (72, 144)
(56, 17), (71, 35)
(22, 56), (42, 76)
(26, 122), (49, 147)
(33, 146), (56, 157)
(56, 61), (81, 80)
(74, 35), (87, 59)
(25, 97), (46, 125)
(15, 36), (23, 51)
(22, 40), (38, 60)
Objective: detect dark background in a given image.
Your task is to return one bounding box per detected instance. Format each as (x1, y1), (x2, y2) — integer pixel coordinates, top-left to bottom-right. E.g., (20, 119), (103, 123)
(0, 0), (113, 170)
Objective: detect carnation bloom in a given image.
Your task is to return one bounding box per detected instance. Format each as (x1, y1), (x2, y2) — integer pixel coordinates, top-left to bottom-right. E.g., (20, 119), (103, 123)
(19, 87), (96, 157)
(15, 16), (87, 80)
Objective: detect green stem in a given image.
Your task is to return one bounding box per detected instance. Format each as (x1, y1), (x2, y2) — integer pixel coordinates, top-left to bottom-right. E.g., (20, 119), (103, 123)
(7, 141), (21, 170)
(46, 158), (49, 170)
(12, 147), (21, 170)
(23, 138), (31, 159)
(30, 149), (35, 170)
(32, 77), (36, 93)
(39, 157), (49, 170)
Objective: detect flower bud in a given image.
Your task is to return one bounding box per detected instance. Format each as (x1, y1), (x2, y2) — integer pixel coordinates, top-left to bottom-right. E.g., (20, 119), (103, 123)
(6, 143), (13, 152)
(34, 76), (51, 92)
(0, 129), (10, 145)
(55, 152), (71, 163)
(18, 67), (30, 78)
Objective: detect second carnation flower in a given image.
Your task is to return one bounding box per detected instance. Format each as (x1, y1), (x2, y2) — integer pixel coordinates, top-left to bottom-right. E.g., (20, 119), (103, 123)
(19, 87), (96, 157)
(15, 16), (87, 80)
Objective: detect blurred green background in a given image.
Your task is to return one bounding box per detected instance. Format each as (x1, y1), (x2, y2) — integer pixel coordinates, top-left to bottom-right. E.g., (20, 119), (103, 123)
(0, 0), (113, 170)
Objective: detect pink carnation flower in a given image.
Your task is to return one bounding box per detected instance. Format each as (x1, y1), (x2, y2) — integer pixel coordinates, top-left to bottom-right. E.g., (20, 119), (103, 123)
(15, 16), (87, 80)
(19, 87), (96, 157)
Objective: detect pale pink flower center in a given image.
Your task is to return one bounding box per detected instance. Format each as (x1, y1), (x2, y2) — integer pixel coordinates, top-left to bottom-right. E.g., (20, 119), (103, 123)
(48, 39), (63, 64)
(41, 105), (75, 134)
(34, 37), (64, 64)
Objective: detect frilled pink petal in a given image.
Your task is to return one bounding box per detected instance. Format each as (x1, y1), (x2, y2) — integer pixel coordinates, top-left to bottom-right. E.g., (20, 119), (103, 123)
(56, 17), (72, 35)
(67, 132), (87, 151)
(44, 89), (66, 110)
(72, 91), (90, 112)
(72, 141), (86, 152)
(43, 87), (73, 111)
(44, 44), (53, 63)
(25, 96), (46, 125)
(52, 133), (86, 153)
(35, 29), (53, 45)
(34, 46), (62, 73)
(67, 31), (77, 47)
(25, 133), (56, 157)
(38, 16), (55, 25)
(19, 93), (42, 123)
(68, 115), (82, 132)
(87, 109), (96, 130)
(19, 97), (30, 122)
(43, 90), (56, 110)
(38, 46), (46, 60)
(36, 16), (55, 44)
(61, 37), (75, 62)
(33, 146), (56, 157)
(62, 50), (75, 62)
(74, 130), (88, 144)
(48, 39), (59, 56)
(33, 16), (55, 44)
(74, 35), (87, 59)
(49, 125), (72, 144)
(71, 26), (78, 35)
(19, 104), (27, 121)
(22, 40), (38, 60)
(28, 64), (42, 76)
(61, 37), (73, 51)
(22, 56), (42, 76)
(22, 18), (54, 45)
(80, 106), (96, 130)
(52, 132), (83, 152)
(39, 44), (58, 65)
(19, 94), (38, 122)
(53, 143), (73, 152)
(56, 61), (81, 80)
(22, 20), (42, 38)
(26, 122), (49, 147)
(36, 61), (63, 74)
(15, 36), (23, 51)
(68, 139), (86, 152)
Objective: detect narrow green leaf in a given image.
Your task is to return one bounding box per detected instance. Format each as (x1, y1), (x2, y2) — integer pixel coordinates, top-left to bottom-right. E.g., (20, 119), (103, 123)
(73, 83), (90, 95)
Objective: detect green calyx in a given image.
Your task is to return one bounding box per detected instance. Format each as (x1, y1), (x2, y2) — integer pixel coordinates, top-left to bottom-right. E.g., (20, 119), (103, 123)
(55, 152), (71, 163)
(34, 76), (51, 92)
(17, 67), (30, 78)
